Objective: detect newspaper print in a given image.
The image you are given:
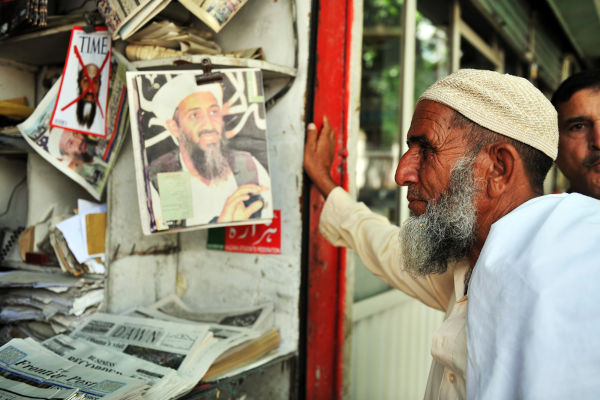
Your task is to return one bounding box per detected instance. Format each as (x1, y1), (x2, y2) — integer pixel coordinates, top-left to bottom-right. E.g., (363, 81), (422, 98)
(70, 313), (211, 372)
(0, 269), (102, 289)
(149, 294), (273, 332)
(127, 306), (263, 381)
(179, 0), (250, 33)
(0, 338), (147, 399)
(127, 68), (273, 234)
(18, 60), (129, 201)
(97, 0), (170, 39)
(42, 335), (192, 400)
(43, 335), (175, 385)
(0, 369), (80, 400)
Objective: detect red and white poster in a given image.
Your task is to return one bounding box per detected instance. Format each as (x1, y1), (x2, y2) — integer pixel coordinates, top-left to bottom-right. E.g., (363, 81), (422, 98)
(51, 26), (111, 138)
(207, 210), (281, 254)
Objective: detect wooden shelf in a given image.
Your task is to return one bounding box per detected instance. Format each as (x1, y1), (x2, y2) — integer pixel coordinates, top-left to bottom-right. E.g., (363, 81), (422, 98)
(0, 16), (86, 66)
(131, 55), (297, 79)
(131, 55), (297, 106)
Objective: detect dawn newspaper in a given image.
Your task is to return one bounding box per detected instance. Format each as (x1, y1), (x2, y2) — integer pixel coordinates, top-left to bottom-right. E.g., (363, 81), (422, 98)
(0, 338), (147, 399)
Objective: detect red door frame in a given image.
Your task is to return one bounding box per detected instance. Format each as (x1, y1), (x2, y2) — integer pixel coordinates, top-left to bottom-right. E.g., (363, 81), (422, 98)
(305, 0), (354, 399)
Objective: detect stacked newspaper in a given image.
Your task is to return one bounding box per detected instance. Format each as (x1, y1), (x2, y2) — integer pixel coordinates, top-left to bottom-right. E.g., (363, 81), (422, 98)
(42, 335), (191, 400)
(0, 295), (280, 398)
(0, 338), (147, 399)
(123, 19), (266, 62)
(126, 295), (280, 382)
(67, 312), (215, 398)
(0, 270), (103, 344)
(125, 20), (221, 61)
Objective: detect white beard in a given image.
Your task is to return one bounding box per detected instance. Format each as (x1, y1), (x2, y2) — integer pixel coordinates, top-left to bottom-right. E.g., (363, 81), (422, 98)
(400, 156), (479, 277)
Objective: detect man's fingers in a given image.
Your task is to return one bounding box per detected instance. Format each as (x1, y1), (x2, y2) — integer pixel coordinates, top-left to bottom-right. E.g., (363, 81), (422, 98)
(224, 184), (266, 209)
(319, 116), (331, 141)
(306, 122), (318, 149)
(231, 184), (264, 198)
(315, 118), (335, 156)
(242, 200), (264, 218)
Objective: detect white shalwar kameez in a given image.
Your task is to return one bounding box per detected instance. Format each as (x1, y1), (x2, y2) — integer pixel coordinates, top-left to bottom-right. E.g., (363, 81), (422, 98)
(467, 193), (600, 399)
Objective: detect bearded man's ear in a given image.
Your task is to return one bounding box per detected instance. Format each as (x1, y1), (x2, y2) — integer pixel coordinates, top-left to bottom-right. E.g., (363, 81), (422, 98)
(483, 143), (519, 198)
(165, 119), (179, 138)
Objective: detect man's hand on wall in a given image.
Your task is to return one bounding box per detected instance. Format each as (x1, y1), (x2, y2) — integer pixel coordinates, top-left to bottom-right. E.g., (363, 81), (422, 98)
(304, 116), (337, 197)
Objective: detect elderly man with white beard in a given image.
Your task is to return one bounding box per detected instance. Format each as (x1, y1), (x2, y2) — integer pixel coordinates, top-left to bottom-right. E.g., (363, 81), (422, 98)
(304, 69), (600, 399)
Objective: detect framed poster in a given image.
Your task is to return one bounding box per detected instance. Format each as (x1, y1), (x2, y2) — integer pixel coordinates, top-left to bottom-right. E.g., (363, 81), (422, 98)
(127, 68), (273, 234)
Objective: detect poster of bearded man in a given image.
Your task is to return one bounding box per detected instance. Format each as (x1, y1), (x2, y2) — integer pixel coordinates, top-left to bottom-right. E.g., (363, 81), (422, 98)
(126, 68), (274, 234)
(50, 26), (111, 137)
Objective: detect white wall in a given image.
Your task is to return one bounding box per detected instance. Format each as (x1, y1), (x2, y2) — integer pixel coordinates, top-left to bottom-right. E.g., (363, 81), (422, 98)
(105, 0), (311, 357)
(0, 157), (27, 229)
(0, 63), (35, 105)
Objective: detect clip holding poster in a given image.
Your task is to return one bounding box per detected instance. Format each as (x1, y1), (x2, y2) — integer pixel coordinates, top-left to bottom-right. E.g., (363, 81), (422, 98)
(50, 26), (111, 138)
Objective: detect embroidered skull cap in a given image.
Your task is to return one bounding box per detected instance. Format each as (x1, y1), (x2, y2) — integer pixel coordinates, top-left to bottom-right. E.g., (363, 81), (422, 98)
(419, 68), (558, 160)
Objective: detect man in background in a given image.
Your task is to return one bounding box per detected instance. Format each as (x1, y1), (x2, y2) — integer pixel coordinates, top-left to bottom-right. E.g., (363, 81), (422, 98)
(551, 69), (600, 198)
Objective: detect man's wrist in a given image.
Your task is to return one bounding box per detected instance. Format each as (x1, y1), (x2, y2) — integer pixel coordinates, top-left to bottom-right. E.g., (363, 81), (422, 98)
(319, 179), (337, 198)
(309, 173), (337, 198)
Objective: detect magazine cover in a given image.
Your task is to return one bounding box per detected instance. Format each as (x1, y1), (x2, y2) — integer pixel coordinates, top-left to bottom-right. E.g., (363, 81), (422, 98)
(126, 68), (273, 234)
(179, 0), (250, 33)
(50, 26), (111, 137)
(18, 61), (129, 201)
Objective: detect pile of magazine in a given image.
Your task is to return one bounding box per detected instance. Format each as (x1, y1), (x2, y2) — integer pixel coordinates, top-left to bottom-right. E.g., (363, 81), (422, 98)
(0, 270), (104, 344)
(0, 295), (280, 399)
(97, 0), (251, 40)
(17, 60), (129, 202)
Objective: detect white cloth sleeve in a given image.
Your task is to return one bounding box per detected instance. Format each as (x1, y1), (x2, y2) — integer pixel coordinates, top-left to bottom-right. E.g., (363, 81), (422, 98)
(320, 186), (455, 311)
(467, 193), (600, 400)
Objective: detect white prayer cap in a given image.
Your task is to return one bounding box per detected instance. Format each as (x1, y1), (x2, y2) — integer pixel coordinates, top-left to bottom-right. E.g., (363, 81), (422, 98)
(419, 69), (558, 160)
(47, 131), (63, 158)
(152, 74), (223, 125)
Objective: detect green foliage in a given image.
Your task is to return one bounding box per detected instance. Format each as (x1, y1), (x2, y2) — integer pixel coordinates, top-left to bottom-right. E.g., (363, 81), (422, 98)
(364, 0), (404, 27)
(360, 2), (448, 148)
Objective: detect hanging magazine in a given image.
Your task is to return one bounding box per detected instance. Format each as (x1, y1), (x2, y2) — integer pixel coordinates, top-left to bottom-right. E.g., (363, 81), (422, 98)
(126, 68), (273, 234)
(179, 0), (250, 33)
(18, 60), (129, 201)
(50, 27), (112, 138)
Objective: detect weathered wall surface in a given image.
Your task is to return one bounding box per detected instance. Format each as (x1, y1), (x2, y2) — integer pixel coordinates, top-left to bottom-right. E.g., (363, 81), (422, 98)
(105, 0), (310, 359)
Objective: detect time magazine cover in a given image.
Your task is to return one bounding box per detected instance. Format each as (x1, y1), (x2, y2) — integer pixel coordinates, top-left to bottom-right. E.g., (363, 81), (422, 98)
(126, 68), (273, 234)
(50, 26), (111, 137)
(18, 61), (129, 201)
